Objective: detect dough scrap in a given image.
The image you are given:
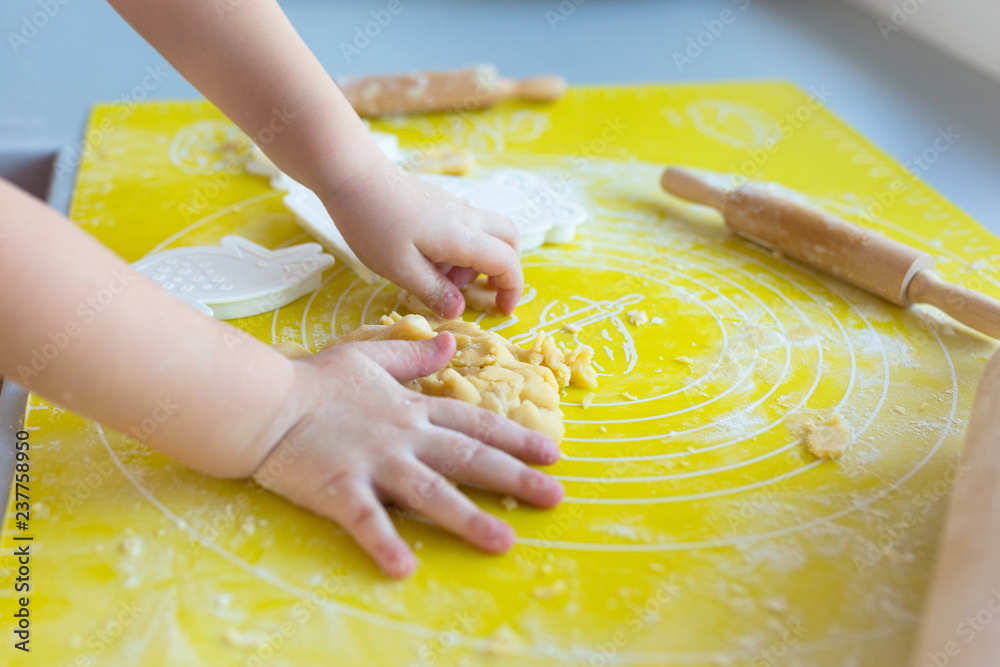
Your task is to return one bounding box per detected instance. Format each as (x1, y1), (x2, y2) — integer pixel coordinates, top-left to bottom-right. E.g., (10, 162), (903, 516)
(415, 146), (476, 176)
(626, 309), (648, 326)
(278, 313), (598, 443)
(804, 413), (853, 460)
(397, 276), (502, 316)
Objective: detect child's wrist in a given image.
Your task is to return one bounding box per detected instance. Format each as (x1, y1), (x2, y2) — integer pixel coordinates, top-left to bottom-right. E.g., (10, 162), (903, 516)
(221, 354), (308, 480)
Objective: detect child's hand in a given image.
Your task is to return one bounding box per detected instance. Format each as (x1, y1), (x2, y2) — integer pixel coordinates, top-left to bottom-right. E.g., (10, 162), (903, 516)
(253, 332), (564, 578)
(319, 158), (524, 319)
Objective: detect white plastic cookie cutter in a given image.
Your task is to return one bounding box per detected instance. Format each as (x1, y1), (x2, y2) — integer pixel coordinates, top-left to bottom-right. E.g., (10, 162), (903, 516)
(133, 235), (334, 320)
(245, 137), (588, 284)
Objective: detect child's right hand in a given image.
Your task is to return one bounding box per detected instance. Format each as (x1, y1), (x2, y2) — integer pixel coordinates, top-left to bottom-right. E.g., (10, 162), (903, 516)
(251, 331), (564, 578)
(317, 157), (525, 320)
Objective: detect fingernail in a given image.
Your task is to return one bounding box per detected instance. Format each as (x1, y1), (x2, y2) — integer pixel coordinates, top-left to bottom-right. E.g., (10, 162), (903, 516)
(439, 289), (462, 317)
(525, 470), (548, 491)
(537, 435), (560, 463)
(385, 549), (415, 577)
(432, 331), (453, 352)
(487, 521), (513, 551)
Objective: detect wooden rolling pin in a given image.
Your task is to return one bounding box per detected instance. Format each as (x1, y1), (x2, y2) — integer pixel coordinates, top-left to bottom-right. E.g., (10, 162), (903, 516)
(335, 65), (566, 117)
(911, 349), (1000, 666)
(660, 167), (1000, 340)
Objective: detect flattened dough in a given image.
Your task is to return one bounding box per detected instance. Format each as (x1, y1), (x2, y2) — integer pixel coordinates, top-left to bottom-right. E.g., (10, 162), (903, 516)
(804, 413), (853, 460)
(276, 313), (598, 443)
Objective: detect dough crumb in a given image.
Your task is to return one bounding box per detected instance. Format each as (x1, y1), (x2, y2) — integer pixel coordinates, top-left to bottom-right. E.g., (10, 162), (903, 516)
(540, 562), (555, 575)
(804, 413), (853, 460)
(239, 517), (256, 536)
(626, 309), (649, 326)
(223, 627), (268, 650)
(416, 146), (475, 176)
(599, 425), (608, 433)
(119, 536), (142, 558)
(622, 391), (638, 401)
(581, 392), (595, 409)
(483, 624), (522, 656)
(562, 322), (582, 333)
(212, 593), (232, 611)
(884, 547), (915, 564)
(675, 356), (694, 365)
(650, 316), (664, 325)
(763, 596), (788, 613)
(919, 401), (930, 412)
(892, 405), (907, 415)
(533, 579), (567, 600)
(500, 496), (518, 511)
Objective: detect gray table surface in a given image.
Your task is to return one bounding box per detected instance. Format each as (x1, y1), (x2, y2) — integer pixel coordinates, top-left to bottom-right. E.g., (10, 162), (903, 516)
(3, 0), (999, 236)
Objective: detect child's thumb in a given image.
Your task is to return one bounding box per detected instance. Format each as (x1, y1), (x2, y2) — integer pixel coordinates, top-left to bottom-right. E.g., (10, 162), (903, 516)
(355, 332), (456, 383)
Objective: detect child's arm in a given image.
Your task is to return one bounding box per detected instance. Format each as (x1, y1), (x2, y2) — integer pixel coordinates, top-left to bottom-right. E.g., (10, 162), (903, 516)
(106, 0), (523, 318)
(0, 179), (562, 577)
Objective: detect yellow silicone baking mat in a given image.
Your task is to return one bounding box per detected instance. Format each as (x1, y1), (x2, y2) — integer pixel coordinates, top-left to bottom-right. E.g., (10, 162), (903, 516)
(1, 83), (998, 666)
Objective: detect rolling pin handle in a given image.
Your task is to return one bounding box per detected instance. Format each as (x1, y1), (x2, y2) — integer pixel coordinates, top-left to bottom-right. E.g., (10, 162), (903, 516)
(504, 75), (567, 101)
(659, 167), (727, 212)
(907, 270), (1000, 340)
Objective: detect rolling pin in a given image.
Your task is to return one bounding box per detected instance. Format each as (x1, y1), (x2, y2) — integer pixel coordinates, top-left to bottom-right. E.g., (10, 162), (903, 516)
(335, 65), (566, 117)
(660, 167), (1000, 340)
(910, 349), (1000, 666)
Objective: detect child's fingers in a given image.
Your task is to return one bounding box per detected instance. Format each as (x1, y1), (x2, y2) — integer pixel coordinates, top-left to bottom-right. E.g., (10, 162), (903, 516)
(480, 211), (521, 256)
(376, 457), (515, 553)
(397, 251), (467, 318)
(349, 333), (456, 384)
(442, 233), (522, 288)
(418, 430), (564, 508)
(437, 232), (523, 316)
(425, 398), (560, 465)
(446, 266), (478, 290)
(304, 473), (415, 578)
